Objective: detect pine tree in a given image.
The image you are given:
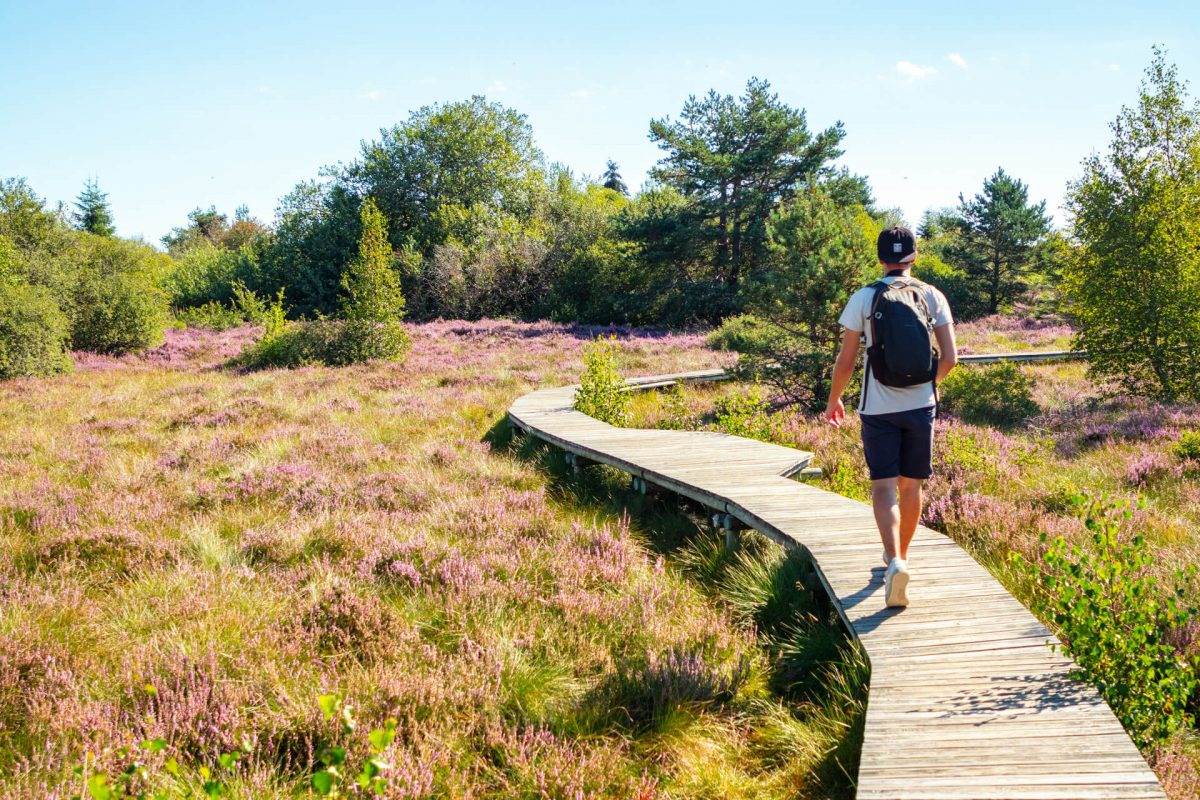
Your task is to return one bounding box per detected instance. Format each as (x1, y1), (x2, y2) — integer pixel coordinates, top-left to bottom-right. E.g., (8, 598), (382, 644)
(947, 168), (1050, 314)
(73, 178), (115, 236)
(340, 197), (405, 322)
(601, 160), (628, 195)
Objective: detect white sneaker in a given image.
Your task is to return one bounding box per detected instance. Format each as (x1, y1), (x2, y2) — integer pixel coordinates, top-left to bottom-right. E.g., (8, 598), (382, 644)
(884, 557), (910, 608)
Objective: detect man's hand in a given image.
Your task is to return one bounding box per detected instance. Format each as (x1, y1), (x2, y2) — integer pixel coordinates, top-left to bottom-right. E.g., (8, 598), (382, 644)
(824, 397), (846, 427)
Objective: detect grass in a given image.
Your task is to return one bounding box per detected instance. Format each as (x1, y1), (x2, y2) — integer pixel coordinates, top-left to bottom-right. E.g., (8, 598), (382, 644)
(627, 319), (1200, 798)
(0, 320), (864, 798)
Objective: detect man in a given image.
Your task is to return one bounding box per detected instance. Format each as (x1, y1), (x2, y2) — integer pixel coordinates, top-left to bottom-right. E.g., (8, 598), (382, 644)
(823, 226), (957, 608)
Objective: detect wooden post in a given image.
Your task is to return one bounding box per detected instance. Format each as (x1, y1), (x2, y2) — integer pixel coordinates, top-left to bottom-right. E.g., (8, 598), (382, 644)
(721, 513), (741, 551)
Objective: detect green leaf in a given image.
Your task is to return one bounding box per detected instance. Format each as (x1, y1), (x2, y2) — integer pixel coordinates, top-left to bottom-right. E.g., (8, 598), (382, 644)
(317, 693), (340, 720)
(87, 775), (113, 800)
(311, 770), (336, 795)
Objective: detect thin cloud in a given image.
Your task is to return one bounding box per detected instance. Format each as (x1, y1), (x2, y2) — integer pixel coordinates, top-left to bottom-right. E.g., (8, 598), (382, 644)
(1107, 63), (1121, 72)
(946, 52), (968, 69)
(360, 89), (384, 101)
(895, 61), (937, 81)
(486, 80), (509, 94)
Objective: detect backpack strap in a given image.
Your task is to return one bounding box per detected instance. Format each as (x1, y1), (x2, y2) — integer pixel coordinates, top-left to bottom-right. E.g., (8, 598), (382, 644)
(861, 280), (890, 412)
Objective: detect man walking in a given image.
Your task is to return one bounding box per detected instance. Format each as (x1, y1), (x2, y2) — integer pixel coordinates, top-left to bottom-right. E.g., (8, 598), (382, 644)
(823, 226), (957, 608)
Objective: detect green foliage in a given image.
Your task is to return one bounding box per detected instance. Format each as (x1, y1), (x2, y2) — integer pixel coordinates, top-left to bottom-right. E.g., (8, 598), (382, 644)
(573, 336), (628, 425)
(912, 250), (990, 322)
(938, 362), (1039, 427)
(165, 243), (245, 308)
(69, 236), (171, 354)
(1173, 430), (1200, 462)
(258, 182), (362, 318)
(944, 168), (1050, 314)
(657, 383), (695, 431)
(162, 205), (267, 256)
(346, 96), (544, 257)
(340, 198), (405, 322)
(648, 78), (866, 317)
(601, 159), (627, 195)
(0, 177), (70, 254)
(73, 178), (115, 236)
(235, 319), (410, 371)
(175, 283), (285, 331)
(1065, 48), (1200, 402)
(0, 277), (72, 379)
(734, 190), (875, 410)
(713, 387), (771, 441)
(1013, 496), (1198, 750)
(311, 694), (398, 797)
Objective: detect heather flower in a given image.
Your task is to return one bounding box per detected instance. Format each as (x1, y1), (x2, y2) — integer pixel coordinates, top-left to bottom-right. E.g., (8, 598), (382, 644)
(1125, 452), (1180, 487)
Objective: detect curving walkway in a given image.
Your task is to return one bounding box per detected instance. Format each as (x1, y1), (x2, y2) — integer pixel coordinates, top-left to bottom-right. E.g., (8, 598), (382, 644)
(508, 370), (1166, 800)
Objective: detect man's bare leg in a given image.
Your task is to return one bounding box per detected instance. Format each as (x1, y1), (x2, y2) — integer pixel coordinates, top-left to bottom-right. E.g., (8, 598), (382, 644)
(871, 477), (901, 561)
(897, 476), (924, 561)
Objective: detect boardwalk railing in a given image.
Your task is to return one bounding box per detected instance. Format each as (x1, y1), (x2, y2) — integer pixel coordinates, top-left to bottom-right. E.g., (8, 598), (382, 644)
(507, 359), (1165, 800)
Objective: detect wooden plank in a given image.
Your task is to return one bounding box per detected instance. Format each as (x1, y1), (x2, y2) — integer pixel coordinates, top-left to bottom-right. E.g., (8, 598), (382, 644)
(507, 369), (1165, 799)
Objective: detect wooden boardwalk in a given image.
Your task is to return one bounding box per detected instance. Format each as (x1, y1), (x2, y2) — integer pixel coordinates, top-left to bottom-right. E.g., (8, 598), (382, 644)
(508, 370), (1166, 800)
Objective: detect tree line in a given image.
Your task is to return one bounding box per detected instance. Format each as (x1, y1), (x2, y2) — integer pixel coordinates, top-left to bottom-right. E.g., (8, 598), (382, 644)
(2, 49), (1198, 406)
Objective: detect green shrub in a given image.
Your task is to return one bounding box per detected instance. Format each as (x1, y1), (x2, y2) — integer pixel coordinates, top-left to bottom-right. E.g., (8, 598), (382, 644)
(69, 236), (171, 354)
(0, 278), (72, 379)
(175, 283), (285, 332)
(939, 362), (1038, 427)
(175, 301), (246, 331)
(574, 336), (628, 425)
(165, 243), (243, 307)
(713, 387), (771, 441)
(235, 319), (410, 371)
(1013, 497), (1198, 750)
(1173, 430), (1200, 462)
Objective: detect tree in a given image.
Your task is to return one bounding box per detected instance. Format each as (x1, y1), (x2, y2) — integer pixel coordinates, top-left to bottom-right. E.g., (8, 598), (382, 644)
(648, 78), (864, 300)
(340, 197), (405, 322)
(72, 178), (115, 236)
(344, 96), (544, 256)
(1065, 47), (1200, 401)
(601, 160), (628, 194)
(259, 181), (362, 317)
(721, 188), (875, 409)
(946, 168), (1050, 314)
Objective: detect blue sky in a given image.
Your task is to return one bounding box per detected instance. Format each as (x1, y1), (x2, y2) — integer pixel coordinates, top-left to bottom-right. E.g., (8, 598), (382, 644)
(3, 1), (1198, 243)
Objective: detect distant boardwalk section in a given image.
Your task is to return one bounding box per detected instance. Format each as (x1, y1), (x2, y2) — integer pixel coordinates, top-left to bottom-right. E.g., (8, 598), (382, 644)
(508, 370), (1166, 800)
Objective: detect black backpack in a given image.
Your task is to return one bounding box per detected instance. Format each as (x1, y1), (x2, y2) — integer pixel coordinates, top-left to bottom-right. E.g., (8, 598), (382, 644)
(864, 274), (940, 391)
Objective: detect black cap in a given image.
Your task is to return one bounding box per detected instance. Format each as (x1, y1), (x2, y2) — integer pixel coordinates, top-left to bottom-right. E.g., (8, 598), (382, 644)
(877, 226), (917, 264)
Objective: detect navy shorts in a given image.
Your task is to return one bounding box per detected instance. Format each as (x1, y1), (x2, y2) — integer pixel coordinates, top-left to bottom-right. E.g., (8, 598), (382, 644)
(860, 406), (935, 480)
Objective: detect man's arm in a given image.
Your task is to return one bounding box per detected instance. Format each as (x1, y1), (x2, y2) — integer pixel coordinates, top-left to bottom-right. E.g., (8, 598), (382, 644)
(823, 328), (861, 426)
(934, 322), (957, 382)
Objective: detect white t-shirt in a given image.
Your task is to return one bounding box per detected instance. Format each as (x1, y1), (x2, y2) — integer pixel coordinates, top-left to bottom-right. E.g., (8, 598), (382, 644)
(838, 276), (953, 415)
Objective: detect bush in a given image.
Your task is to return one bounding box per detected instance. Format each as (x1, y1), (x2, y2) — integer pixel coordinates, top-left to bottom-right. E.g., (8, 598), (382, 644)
(165, 243), (243, 307)
(710, 314), (853, 411)
(574, 336), (628, 425)
(1173, 430), (1200, 462)
(235, 319), (410, 371)
(0, 278), (72, 379)
(1013, 497), (1198, 750)
(713, 387), (772, 441)
(176, 283), (286, 331)
(939, 362), (1038, 427)
(69, 236), (170, 354)
(175, 301), (246, 331)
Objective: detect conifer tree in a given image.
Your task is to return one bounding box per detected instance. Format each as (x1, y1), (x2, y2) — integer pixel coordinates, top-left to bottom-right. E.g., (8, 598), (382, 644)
(947, 168), (1050, 314)
(601, 160), (628, 195)
(73, 178), (115, 236)
(340, 197), (405, 321)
